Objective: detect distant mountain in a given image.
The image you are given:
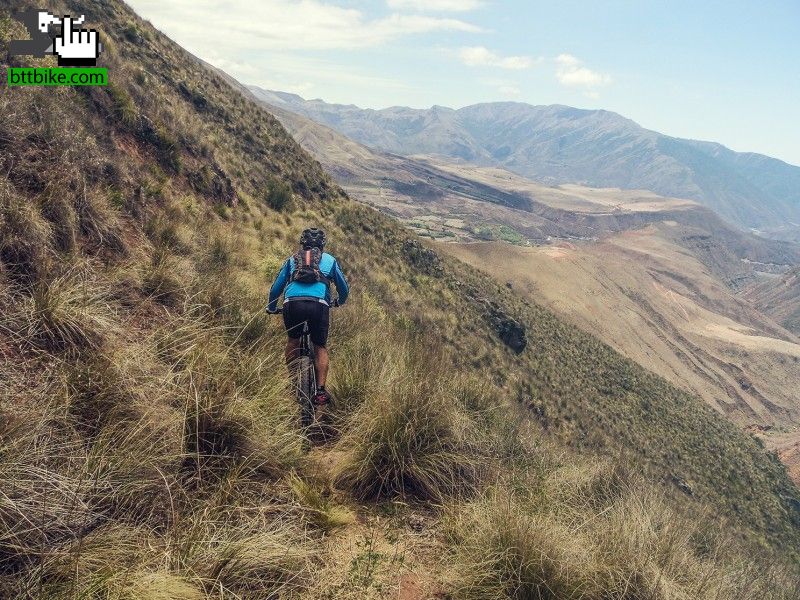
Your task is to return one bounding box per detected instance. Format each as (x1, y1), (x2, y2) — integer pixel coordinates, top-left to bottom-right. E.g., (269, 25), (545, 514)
(250, 88), (800, 239)
(244, 86), (800, 281)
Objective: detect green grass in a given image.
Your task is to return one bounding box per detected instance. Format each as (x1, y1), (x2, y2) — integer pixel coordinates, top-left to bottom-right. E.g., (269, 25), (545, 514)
(288, 471), (355, 532)
(471, 223), (525, 244)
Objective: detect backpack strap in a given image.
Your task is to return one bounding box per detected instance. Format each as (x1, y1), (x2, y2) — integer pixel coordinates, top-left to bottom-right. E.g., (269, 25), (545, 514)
(316, 249), (332, 284)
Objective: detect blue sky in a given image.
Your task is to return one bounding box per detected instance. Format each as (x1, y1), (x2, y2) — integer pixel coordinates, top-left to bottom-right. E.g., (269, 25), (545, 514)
(127, 0), (800, 165)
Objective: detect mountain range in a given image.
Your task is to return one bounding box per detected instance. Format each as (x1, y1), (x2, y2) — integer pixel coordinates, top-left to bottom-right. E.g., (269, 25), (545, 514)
(251, 88), (800, 241)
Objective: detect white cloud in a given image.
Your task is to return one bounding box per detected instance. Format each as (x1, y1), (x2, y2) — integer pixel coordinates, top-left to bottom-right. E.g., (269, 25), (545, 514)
(207, 49), (408, 97)
(459, 46), (537, 70)
(478, 77), (523, 99)
(387, 0), (483, 11)
(128, 0), (481, 51)
(555, 53), (580, 67)
(555, 54), (612, 88)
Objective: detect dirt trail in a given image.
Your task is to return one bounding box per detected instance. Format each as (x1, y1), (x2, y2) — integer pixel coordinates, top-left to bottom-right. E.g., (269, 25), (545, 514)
(302, 445), (446, 599)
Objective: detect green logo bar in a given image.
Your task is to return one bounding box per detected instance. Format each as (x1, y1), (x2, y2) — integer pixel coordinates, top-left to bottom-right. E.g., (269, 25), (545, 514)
(7, 67), (108, 87)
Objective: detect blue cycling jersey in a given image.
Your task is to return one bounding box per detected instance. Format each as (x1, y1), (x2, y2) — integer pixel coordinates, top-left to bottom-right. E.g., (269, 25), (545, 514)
(268, 251), (349, 311)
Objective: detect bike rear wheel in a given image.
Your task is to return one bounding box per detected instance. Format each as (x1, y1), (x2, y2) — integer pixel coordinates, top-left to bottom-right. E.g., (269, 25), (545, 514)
(296, 354), (316, 431)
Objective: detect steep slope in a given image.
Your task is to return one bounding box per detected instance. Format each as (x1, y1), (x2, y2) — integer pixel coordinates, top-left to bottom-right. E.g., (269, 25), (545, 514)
(2, 1), (800, 596)
(444, 231), (800, 435)
(255, 89), (800, 238)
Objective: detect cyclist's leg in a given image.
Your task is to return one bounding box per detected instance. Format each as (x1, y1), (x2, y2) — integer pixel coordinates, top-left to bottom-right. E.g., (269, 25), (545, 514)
(308, 303), (331, 387)
(315, 346), (329, 387)
(282, 302), (307, 368)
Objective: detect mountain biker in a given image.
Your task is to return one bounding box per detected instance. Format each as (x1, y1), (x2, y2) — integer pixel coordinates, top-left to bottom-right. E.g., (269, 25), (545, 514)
(267, 228), (349, 406)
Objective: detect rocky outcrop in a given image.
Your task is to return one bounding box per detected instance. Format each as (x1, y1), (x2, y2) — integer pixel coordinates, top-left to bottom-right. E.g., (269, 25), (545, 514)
(484, 300), (526, 354)
(401, 239), (444, 276)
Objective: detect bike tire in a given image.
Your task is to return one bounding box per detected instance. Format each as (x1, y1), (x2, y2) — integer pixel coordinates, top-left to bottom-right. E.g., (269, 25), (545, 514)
(297, 355), (316, 431)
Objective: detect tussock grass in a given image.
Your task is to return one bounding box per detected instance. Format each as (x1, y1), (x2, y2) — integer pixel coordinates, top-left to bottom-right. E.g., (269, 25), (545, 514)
(170, 318), (303, 479)
(333, 322), (485, 502)
(125, 572), (205, 600)
(454, 376), (504, 426)
(0, 181), (52, 282)
(198, 232), (236, 274)
(326, 337), (385, 415)
(65, 353), (144, 436)
(330, 294), (497, 503)
(40, 192), (79, 253)
(197, 524), (315, 596)
(142, 252), (187, 307)
(0, 409), (92, 576)
(32, 524), (152, 596)
(446, 494), (594, 599)
(0, 461), (91, 574)
(171, 503), (317, 597)
(75, 189), (128, 255)
(145, 211), (192, 255)
(445, 470), (800, 600)
(83, 406), (183, 525)
(542, 459), (631, 514)
(7, 270), (116, 353)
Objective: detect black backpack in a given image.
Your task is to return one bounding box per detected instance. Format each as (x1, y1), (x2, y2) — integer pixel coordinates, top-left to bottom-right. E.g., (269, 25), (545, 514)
(291, 248), (329, 285)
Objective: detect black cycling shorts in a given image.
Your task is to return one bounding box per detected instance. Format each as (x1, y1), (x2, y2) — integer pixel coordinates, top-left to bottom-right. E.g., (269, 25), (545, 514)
(282, 300), (330, 347)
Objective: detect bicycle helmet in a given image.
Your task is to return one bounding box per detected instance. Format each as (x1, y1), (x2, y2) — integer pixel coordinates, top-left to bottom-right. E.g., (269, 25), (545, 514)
(299, 227), (326, 249)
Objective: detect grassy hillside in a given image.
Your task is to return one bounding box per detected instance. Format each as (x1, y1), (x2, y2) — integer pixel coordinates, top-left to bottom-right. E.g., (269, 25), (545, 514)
(1, 0), (800, 597)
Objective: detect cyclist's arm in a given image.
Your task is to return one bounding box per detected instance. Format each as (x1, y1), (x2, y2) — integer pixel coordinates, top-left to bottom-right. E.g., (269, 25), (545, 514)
(331, 259), (349, 305)
(268, 259), (291, 311)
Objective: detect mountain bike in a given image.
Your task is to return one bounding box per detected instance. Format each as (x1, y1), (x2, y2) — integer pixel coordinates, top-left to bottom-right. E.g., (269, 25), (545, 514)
(269, 306), (330, 439)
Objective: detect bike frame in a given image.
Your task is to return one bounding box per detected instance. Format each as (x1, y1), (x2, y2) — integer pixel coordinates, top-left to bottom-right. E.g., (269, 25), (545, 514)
(269, 306), (327, 436)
